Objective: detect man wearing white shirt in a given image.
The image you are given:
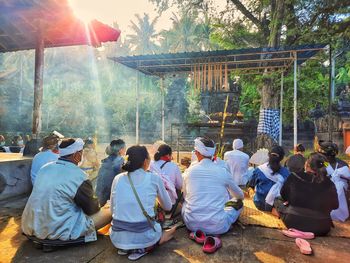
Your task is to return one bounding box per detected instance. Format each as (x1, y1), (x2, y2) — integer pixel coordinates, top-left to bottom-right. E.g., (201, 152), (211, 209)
(182, 137), (244, 235)
(224, 139), (250, 186)
(30, 134), (60, 185)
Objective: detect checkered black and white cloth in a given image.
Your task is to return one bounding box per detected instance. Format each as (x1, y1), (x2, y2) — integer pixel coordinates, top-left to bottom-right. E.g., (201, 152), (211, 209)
(257, 108), (280, 141)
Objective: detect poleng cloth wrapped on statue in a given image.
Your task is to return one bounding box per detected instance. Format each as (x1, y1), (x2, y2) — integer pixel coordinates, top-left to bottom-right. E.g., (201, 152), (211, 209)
(257, 108), (280, 141)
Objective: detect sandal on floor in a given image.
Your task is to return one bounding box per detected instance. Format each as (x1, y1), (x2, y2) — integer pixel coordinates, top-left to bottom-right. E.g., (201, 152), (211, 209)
(127, 249), (148, 261)
(295, 238), (313, 255)
(117, 249), (129, 256)
(189, 229), (206, 244)
(202, 236), (222, 253)
(282, 228), (315, 240)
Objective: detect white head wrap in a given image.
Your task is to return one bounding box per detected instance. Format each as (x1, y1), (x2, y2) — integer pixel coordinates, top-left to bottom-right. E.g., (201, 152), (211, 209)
(233, 139), (244, 150)
(59, 138), (84, 157)
(194, 137), (216, 157)
(346, 146), (350, 155)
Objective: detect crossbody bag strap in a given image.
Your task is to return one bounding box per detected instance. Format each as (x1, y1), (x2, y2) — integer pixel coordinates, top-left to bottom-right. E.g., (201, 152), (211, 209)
(160, 161), (169, 170)
(126, 173), (156, 232)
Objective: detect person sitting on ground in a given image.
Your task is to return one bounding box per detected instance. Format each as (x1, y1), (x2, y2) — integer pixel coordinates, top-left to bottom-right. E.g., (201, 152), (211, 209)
(22, 138), (111, 242)
(110, 145), (175, 260)
(224, 138), (250, 186)
(12, 135), (24, 147)
(294, 143), (305, 156)
(150, 144), (182, 205)
(95, 139), (126, 206)
(318, 141), (350, 222)
(0, 135), (6, 152)
(182, 137), (244, 235)
(30, 133), (60, 185)
(274, 153), (338, 236)
(4, 135), (25, 153)
(285, 144), (306, 173)
(24, 134), (31, 144)
(247, 145), (290, 212)
(80, 138), (100, 180)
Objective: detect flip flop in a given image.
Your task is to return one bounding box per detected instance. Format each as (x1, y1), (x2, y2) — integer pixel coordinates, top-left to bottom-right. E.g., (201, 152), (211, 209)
(189, 229), (206, 244)
(282, 228), (315, 239)
(202, 236), (222, 254)
(127, 249), (148, 261)
(117, 249), (129, 256)
(295, 238), (313, 255)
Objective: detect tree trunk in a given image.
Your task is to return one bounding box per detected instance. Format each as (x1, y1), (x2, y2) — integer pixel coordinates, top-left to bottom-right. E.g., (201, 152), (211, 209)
(256, 0), (285, 149)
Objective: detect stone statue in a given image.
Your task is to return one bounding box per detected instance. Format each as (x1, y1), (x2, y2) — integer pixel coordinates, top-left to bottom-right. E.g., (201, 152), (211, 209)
(200, 78), (241, 122)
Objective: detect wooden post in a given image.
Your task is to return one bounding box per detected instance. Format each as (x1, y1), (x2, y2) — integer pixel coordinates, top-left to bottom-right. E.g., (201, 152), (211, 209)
(32, 36), (44, 138)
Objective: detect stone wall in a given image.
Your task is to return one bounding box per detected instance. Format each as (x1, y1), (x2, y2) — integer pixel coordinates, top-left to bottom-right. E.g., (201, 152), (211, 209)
(0, 158), (32, 201)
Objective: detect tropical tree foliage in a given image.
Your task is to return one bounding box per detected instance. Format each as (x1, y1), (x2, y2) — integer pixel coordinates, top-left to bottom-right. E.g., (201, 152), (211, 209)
(151, 0), (350, 145)
(0, 1), (349, 144)
(127, 13), (160, 54)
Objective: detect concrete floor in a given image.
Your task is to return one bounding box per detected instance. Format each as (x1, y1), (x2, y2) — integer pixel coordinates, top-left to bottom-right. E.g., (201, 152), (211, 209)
(2, 209), (350, 263)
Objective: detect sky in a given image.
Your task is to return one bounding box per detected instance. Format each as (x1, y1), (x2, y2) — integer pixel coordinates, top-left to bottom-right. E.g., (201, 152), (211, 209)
(69, 0), (227, 37)
(69, 0), (177, 35)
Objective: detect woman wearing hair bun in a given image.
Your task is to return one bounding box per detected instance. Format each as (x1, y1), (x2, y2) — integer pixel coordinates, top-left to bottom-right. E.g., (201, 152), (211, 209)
(274, 153), (338, 236)
(150, 144), (182, 204)
(95, 139), (126, 206)
(247, 146), (290, 211)
(109, 145), (176, 260)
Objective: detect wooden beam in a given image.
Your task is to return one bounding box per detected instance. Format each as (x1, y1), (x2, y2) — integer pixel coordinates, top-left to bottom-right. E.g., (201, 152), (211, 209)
(32, 34), (44, 138)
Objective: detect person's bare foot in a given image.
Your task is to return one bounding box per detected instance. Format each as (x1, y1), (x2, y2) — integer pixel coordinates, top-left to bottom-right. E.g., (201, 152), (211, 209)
(159, 226), (176, 245)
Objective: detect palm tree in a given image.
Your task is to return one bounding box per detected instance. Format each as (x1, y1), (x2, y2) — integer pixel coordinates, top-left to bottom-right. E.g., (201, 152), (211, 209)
(126, 13), (159, 55)
(194, 13), (216, 51)
(160, 13), (198, 53)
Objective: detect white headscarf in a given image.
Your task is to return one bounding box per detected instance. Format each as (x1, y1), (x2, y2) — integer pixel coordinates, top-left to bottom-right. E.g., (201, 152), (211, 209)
(258, 162), (285, 206)
(59, 138), (84, 157)
(233, 139), (244, 150)
(194, 137), (216, 157)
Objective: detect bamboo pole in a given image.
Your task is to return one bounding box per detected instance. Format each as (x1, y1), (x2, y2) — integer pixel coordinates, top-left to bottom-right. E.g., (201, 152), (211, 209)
(193, 64), (197, 92)
(224, 63), (228, 91)
(213, 63), (216, 91)
(219, 63), (223, 90)
(208, 63), (211, 91)
(203, 64), (207, 92)
(220, 95), (229, 143)
(198, 64), (201, 91)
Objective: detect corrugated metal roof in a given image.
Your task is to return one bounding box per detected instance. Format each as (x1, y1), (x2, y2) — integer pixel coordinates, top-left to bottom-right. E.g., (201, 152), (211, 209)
(0, 0), (120, 52)
(109, 44), (327, 76)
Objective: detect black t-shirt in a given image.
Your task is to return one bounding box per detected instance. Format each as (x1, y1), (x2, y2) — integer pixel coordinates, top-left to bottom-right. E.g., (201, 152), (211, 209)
(281, 171), (339, 214)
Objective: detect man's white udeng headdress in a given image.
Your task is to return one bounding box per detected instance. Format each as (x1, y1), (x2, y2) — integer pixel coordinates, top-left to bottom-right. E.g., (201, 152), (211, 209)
(194, 137), (216, 157)
(59, 138), (84, 157)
